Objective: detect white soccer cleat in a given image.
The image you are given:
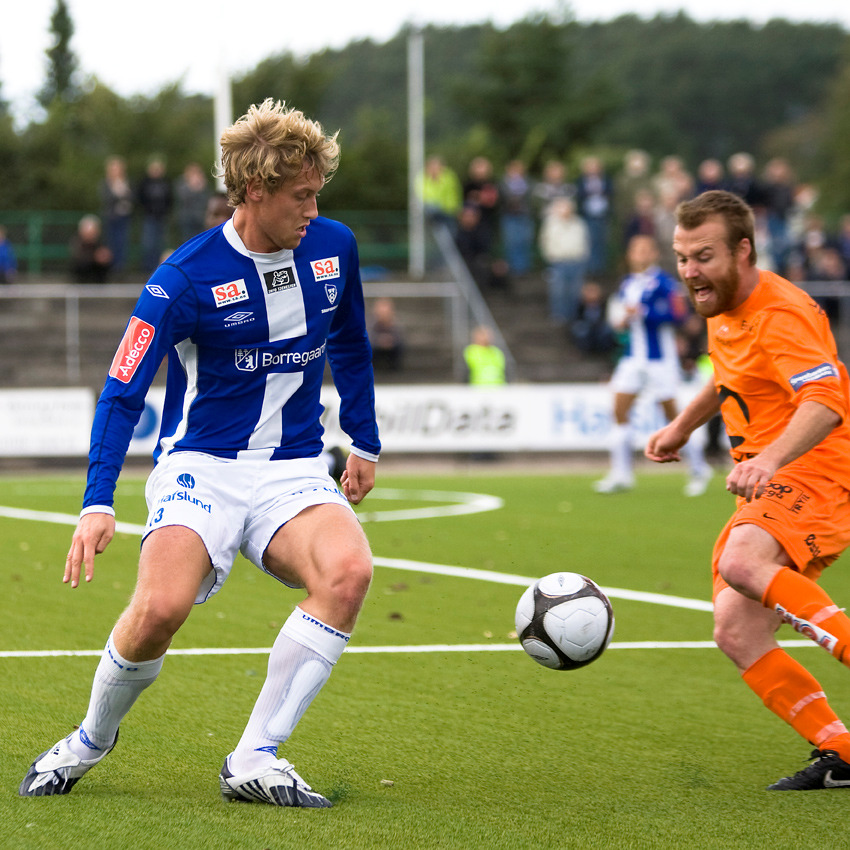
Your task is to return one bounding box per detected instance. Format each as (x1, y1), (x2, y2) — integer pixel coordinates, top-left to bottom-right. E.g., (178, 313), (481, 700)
(219, 754), (332, 808)
(684, 468), (714, 497)
(19, 730), (118, 797)
(592, 474), (635, 494)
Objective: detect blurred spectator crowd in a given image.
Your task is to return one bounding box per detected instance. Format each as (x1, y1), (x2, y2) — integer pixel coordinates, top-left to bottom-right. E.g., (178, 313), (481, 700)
(3, 147), (849, 392)
(419, 150), (850, 288)
(0, 156), (233, 286)
(414, 149), (850, 370)
(419, 149), (850, 296)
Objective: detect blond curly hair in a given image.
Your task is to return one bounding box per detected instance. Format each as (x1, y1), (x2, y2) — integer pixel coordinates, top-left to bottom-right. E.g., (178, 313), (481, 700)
(217, 99), (340, 207)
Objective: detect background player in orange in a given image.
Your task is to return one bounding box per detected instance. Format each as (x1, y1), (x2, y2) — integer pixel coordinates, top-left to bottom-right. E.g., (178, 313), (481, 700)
(645, 190), (850, 790)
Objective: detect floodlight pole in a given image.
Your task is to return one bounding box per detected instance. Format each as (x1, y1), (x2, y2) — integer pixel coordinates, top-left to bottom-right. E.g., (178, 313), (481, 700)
(407, 27), (426, 280)
(214, 58), (233, 191)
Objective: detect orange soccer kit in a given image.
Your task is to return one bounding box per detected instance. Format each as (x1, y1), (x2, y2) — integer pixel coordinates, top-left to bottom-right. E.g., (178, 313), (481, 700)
(708, 269), (850, 758)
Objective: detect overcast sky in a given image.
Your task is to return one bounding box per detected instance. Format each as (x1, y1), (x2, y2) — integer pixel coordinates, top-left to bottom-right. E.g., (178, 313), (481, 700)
(3, 0), (849, 123)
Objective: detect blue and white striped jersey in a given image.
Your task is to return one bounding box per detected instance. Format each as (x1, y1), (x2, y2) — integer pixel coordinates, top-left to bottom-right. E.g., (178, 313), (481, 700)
(617, 265), (684, 363)
(84, 217), (380, 509)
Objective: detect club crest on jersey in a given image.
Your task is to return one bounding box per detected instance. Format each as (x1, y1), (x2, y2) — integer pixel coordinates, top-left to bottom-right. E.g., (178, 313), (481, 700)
(109, 317), (155, 383)
(235, 349), (259, 372)
(312, 256), (340, 282)
(325, 283), (338, 304)
(212, 279), (249, 308)
(264, 267), (296, 294)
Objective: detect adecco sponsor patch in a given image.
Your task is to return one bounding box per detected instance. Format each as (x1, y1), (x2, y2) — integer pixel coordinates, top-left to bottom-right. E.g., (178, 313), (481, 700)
(109, 317), (156, 383)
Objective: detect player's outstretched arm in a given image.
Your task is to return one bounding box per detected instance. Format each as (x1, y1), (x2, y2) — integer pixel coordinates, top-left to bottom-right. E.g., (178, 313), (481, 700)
(645, 381), (720, 463)
(64, 512), (116, 588)
(645, 421), (689, 463)
(340, 454), (376, 505)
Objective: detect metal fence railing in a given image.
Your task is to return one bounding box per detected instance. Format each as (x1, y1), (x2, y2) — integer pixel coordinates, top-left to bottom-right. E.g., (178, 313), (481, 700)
(0, 210), (410, 276)
(0, 276), (507, 386)
(1, 278), (846, 387)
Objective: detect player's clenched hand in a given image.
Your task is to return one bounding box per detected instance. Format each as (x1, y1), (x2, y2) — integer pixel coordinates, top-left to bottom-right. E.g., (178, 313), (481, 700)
(726, 456), (777, 502)
(340, 454), (376, 505)
(644, 423), (687, 463)
(64, 512), (116, 588)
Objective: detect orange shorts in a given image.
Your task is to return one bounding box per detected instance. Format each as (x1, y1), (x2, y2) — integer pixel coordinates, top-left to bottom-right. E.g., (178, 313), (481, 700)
(711, 462), (850, 600)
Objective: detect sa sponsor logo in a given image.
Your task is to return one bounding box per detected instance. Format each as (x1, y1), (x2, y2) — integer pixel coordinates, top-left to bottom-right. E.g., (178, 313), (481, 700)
(312, 256), (340, 282)
(212, 279), (249, 308)
(109, 317), (155, 383)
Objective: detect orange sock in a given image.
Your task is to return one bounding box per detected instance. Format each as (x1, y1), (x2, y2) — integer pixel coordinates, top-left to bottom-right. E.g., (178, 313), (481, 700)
(743, 648), (850, 760)
(762, 568), (850, 664)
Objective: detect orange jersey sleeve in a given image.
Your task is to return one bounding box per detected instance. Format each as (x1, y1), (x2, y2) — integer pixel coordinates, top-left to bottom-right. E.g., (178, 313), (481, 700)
(708, 270), (850, 487)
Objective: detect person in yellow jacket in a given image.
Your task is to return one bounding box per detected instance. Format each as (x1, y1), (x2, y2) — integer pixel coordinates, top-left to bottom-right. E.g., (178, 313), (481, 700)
(416, 155), (462, 229)
(464, 325), (506, 386)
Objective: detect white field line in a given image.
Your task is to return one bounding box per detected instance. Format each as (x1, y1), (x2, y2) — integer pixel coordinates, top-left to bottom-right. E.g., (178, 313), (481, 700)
(0, 640), (816, 659)
(0, 491), (731, 658)
(354, 488), (505, 522)
(0, 487), (504, 531)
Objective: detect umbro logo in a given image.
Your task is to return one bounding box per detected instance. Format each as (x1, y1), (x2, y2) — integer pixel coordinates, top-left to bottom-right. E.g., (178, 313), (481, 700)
(224, 310), (254, 327)
(146, 284), (169, 299)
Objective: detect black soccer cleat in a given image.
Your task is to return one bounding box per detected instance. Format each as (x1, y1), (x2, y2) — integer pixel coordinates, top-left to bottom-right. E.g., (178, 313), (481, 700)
(768, 749), (850, 790)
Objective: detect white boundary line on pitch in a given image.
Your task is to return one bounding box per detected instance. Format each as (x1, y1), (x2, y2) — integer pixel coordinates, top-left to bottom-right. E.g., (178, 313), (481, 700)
(0, 492), (733, 658)
(0, 488), (504, 531)
(0, 640), (817, 659)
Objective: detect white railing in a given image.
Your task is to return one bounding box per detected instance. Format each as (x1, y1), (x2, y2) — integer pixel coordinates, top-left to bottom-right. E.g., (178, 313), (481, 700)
(0, 277), (504, 385)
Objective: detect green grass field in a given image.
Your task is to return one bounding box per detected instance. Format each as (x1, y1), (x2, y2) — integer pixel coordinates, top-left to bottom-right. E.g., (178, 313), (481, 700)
(4, 466), (850, 849)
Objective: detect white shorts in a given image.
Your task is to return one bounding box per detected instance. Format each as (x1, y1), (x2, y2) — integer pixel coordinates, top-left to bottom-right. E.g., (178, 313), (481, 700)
(610, 356), (680, 402)
(143, 452), (353, 603)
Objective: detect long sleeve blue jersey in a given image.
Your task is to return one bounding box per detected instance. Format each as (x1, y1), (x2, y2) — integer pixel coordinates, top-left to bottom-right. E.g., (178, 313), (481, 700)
(84, 216), (380, 510)
(617, 265), (684, 362)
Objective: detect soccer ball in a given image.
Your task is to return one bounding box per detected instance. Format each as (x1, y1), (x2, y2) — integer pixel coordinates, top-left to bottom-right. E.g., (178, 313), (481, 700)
(515, 572), (614, 670)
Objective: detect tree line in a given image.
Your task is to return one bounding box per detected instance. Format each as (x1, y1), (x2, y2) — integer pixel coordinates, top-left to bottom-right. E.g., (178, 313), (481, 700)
(1, 5), (849, 219)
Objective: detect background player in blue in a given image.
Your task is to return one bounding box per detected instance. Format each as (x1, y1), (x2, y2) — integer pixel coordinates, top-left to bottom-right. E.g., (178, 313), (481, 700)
(593, 234), (713, 497)
(20, 100), (381, 808)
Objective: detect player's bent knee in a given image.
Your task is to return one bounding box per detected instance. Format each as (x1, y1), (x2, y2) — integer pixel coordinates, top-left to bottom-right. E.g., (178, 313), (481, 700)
(323, 554), (372, 614)
(716, 553), (760, 600)
(124, 593), (193, 650)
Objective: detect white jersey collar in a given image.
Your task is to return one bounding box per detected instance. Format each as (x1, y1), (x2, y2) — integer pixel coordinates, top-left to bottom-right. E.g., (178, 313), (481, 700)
(222, 218), (294, 265)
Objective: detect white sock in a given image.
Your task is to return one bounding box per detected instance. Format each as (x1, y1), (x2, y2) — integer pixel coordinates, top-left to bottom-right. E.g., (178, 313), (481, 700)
(230, 607), (350, 774)
(69, 632), (164, 758)
(610, 423), (633, 480)
(682, 431), (709, 477)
